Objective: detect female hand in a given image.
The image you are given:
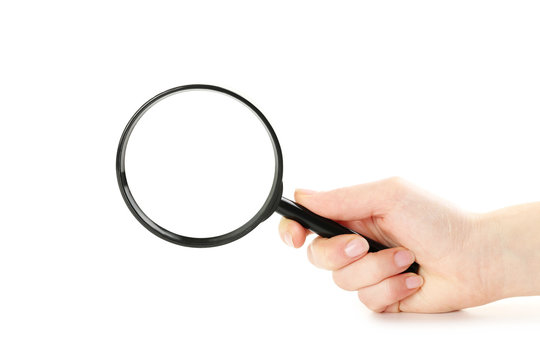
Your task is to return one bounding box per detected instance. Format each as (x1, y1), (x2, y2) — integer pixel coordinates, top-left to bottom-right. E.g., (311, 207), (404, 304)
(278, 177), (540, 313)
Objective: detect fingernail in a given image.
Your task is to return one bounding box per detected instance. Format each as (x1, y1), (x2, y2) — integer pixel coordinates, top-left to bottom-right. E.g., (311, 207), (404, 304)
(394, 250), (415, 267)
(296, 189), (316, 196)
(344, 237), (369, 257)
(405, 276), (423, 289)
(283, 232), (294, 247)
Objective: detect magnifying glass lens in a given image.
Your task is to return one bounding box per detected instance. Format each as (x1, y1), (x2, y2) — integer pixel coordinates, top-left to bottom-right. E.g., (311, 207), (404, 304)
(125, 89), (276, 238)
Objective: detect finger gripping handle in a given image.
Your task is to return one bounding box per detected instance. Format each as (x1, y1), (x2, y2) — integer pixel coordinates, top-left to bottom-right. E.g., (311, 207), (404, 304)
(276, 197), (419, 274)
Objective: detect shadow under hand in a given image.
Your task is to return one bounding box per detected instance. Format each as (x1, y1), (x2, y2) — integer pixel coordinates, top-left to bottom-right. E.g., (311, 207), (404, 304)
(371, 297), (540, 325)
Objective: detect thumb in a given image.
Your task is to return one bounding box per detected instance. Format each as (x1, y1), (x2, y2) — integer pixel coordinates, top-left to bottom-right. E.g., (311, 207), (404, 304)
(294, 177), (404, 221)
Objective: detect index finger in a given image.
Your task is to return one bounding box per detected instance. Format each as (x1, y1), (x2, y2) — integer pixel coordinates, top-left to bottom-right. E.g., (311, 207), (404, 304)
(294, 177), (408, 221)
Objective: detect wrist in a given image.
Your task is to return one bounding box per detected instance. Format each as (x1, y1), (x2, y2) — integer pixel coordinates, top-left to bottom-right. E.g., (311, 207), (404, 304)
(477, 204), (540, 300)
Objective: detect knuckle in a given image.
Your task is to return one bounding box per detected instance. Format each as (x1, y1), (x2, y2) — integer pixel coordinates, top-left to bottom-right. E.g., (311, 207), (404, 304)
(307, 244), (316, 265)
(356, 290), (370, 305)
(369, 256), (386, 279)
(310, 236), (325, 253)
(332, 271), (355, 291)
(387, 176), (405, 187)
(383, 279), (400, 300)
(386, 176), (409, 201)
(310, 239), (331, 269)
(357, 291), (383, 312)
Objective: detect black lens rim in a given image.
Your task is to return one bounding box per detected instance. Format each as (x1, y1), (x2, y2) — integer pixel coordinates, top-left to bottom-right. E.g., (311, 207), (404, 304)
(116, 84), (284, 247)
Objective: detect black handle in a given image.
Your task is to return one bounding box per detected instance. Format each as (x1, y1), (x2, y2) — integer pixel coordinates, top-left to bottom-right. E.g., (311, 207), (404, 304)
(276, 197), (419, 274)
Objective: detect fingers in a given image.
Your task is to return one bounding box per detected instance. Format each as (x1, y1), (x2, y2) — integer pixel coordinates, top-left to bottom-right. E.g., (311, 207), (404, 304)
(356, 273), (424, 313)
(278, 217), (310, 248)
(278, 177), (412, 248)
(279, 178), (425, 312)
(307, 234), (370, 270)
(331, 247), (416, 290)
(307, 232), (423, 312)
(294, 177), (410, 221)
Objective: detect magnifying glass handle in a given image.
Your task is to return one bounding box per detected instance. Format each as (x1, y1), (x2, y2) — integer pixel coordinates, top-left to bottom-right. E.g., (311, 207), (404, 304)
(276, 197), (419, 274)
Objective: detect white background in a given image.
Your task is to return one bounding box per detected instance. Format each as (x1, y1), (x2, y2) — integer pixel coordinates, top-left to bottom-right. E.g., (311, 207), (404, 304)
(1, 1), (539, 359)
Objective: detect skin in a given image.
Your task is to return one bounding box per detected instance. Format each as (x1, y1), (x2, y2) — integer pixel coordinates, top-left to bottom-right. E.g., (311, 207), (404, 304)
(278, 177), (540, 313)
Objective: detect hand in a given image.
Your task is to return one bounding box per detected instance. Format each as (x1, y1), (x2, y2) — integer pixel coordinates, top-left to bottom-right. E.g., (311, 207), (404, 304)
(278, 177), (540, 313)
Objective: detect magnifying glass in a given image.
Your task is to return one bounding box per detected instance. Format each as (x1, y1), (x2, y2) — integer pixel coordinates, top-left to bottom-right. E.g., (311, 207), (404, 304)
(116, 84), (418, 274)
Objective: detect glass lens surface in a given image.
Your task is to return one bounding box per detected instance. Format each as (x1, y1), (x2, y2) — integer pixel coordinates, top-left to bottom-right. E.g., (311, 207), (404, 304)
(125, 89), (276, 238)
